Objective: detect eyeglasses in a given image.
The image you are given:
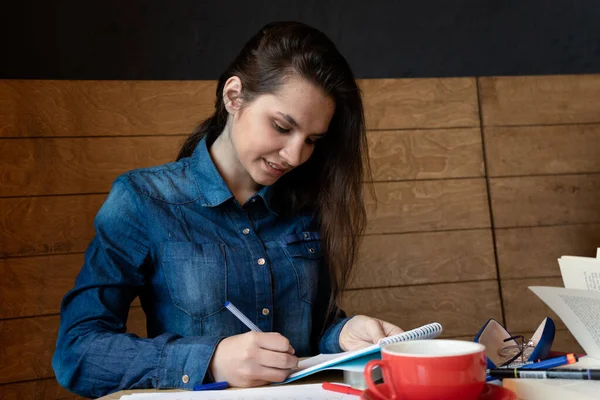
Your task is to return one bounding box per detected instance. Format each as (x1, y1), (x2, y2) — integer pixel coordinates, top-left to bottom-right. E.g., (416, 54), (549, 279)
(497, 335), (536, 367)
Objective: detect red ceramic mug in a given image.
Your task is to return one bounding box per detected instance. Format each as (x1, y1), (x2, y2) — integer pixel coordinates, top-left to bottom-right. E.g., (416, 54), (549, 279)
(364, 340), (487, 400)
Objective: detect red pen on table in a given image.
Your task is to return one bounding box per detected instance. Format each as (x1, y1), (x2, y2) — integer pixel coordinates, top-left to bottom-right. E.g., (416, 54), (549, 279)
(322, 382), (363, 396)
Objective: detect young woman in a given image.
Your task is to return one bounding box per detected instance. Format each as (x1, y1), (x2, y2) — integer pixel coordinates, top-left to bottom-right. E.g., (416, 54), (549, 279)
(53, 21), (402, 398)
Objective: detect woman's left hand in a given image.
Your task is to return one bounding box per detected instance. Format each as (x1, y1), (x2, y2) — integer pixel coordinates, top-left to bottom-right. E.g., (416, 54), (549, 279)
(339, 315), (404, 351)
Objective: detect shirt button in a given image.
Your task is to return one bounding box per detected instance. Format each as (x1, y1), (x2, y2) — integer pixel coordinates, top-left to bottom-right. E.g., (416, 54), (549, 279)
(257, 258), (266, 265)
(182, 374), (190, 384)
(309, 248), (316, 254)
(262, 308), (270, 316)
(242, 228), (250, 235)
(250, 198), (256, 203)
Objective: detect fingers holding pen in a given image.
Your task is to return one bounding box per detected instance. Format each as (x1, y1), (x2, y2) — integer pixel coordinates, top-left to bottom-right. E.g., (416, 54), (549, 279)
(257, 332), (296, 354)
(209, 331), (298, 387)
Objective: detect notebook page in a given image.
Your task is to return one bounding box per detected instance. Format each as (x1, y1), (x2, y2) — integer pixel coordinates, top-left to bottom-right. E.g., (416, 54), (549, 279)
(295, 351), (353, 370)
(295, 344), (378, 370)
(119, 383), (354, 399)
(287, 343), (379, 380)
(285, 322), (441, 382)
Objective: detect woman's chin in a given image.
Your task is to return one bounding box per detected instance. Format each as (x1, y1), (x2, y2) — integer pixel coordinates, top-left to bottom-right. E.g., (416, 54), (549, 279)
(250, 171), (278, 187)
(253, 176), (279, 187)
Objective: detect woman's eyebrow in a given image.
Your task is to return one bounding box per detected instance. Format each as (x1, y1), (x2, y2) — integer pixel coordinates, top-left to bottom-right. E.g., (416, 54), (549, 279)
(277, 111), (299, 128)
(277, 111), (327, 136)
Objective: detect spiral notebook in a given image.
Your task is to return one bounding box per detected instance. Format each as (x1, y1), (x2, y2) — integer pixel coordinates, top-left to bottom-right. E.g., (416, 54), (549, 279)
(280, 322), (443, 384)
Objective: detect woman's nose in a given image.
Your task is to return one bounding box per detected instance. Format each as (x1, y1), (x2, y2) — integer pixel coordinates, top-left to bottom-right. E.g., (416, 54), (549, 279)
(280, 138), (307, 168)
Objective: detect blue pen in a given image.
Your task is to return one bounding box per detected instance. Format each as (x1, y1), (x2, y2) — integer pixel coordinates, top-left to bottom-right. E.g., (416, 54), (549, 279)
(520, 353), (578, 369)
(224, 301), (263, 332)
(486, 354), (578, 381)
(193, 381), (229, 391)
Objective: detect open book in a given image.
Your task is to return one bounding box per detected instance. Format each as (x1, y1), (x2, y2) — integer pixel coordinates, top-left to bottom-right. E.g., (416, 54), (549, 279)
(509, 248), (600, 399)
(529, 249), (600, 359)
(280, 322), (443, 384)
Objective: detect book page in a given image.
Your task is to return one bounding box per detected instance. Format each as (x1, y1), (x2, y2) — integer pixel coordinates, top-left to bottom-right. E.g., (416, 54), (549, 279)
(558, 257), (600, 291)
(503, 357), (600, 400)
(119, 383), (354, 399)
(503, 378), (600, 400)
(529, 286), (600, 358)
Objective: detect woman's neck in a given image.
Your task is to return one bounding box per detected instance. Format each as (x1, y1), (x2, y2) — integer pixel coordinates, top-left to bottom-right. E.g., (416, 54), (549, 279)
(209, 131), (260, 206)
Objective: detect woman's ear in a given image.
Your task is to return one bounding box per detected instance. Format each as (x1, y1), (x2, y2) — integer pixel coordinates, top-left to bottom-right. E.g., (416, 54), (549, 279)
(223, 76), (243, 114)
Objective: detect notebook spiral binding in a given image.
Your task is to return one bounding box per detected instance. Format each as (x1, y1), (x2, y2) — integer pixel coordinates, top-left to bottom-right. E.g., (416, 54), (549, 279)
(378, 322), (443, 346)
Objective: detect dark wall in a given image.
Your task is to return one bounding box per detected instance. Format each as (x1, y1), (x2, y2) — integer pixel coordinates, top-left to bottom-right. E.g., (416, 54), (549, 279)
(2, 0), (600, 80)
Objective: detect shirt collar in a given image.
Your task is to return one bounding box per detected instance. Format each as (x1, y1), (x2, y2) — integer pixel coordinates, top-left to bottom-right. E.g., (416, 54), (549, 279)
(255, 184), (279, 216)
(191, 137), (279, 216)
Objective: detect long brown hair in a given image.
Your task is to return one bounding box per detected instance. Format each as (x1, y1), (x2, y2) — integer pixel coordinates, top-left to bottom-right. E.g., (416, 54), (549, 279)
(178, 21), (372, 328)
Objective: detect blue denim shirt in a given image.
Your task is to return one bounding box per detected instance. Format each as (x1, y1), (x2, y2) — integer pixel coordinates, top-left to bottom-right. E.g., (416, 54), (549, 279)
(52, 138), (350, 398)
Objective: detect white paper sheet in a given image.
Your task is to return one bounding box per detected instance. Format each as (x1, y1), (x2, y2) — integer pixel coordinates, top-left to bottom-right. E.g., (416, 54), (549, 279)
(529, 286), (600, 359)
(558, 256), (600, 291)
(119, 383), (356, 400)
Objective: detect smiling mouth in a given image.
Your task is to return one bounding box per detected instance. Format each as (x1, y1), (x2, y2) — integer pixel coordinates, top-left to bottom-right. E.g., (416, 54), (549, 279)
(264, 159), (287, 176)
(267, 161), (284, 171)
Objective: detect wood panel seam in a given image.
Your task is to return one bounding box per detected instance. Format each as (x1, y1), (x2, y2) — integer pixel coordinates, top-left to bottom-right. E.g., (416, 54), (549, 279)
(0, 305), (144, 322)
(482, 121), (600, 129)
(344, 278), (498, 292)
(0, 376), (58, 387)
(361, 227), (492, 237)
(366, 126), (482, 132)
(476, 76), (507, 326)
(490, 171), (600, 180)
(501, 276), (562, 282)
(0, 134), (190, 140)
(494, 221), (600, 230)
(0, 192), (110, 200)
(0, 251), (85, 261)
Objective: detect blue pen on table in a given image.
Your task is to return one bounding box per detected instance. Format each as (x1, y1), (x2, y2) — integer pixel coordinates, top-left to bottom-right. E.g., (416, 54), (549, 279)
(520, 353), (578, 369)
(486, 353), (578, 381)
(224, 301), (263, 332)
(193, 381), (229, 391)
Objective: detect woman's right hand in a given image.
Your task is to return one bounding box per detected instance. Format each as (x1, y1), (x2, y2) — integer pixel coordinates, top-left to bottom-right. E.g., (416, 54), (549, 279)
(208, 331), (298, 387)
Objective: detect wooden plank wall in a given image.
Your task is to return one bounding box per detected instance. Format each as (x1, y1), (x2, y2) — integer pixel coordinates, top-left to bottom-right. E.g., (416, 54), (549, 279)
(1, 75), (599, 398)
(479, 75), (600, 343)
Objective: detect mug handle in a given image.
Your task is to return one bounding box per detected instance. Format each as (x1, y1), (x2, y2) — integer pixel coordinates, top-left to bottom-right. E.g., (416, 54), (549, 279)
(364, 359), (398, 400)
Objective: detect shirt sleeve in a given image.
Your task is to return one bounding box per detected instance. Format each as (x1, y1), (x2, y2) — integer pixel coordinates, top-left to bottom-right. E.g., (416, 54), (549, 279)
(52, 176), (222, 399)
(318, 314), (353, 354)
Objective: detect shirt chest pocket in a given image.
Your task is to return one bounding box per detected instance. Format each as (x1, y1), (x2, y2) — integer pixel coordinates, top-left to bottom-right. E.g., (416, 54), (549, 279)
(281, 231), (323, 304)
(160, 241), (227, 319)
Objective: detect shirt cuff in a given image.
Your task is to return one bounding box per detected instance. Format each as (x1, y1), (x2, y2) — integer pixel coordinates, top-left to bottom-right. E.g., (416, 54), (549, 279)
(319, 316), (354, 354)
(157, 336), (225, 389)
